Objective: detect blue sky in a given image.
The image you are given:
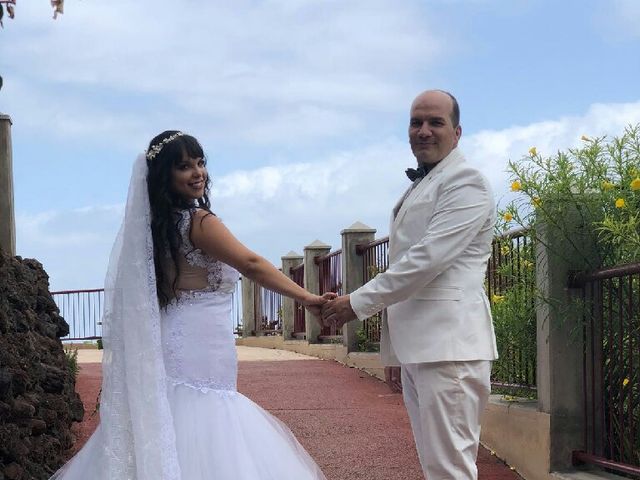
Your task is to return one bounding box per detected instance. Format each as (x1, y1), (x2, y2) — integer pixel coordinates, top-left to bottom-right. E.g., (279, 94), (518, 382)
(1, 0), (639, 291)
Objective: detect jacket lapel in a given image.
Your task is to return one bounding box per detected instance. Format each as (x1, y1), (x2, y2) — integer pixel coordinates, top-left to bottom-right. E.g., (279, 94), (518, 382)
(392, 184), (415, 220)
(392, 148), (466, 230)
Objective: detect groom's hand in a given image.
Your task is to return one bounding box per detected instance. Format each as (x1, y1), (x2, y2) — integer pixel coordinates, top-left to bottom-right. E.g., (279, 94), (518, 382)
(321, 294), (356, 329)
(305, 292), (338, 327)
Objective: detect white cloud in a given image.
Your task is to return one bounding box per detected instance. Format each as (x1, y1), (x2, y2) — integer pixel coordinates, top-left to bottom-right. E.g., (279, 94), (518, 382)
(595, 0), (640, 40)
(464, 99), (640, 207)
(2, 82), (150, 150)
(16, 98), (640, 291)
(16, 205), (124, 291)
(2, 0), (442, 147)
(211, 138), (411, 254)
(238, 105), (362, 145)
(612, 0), (640, 37)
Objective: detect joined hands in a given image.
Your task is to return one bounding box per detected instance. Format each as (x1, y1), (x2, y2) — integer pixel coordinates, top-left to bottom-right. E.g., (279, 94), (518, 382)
(303, 293), (357, 329)
(320, 294), (357, 329)
(302, 292), (337, 319)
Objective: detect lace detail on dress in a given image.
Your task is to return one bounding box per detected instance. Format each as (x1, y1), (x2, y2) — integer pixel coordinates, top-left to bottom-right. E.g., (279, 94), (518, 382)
(168, 378), (237, 394)
(165, 290), (226, 312)
(161, 289), (239, 400)
(162, 302), (186, 382)
(177, 209), (223, 290)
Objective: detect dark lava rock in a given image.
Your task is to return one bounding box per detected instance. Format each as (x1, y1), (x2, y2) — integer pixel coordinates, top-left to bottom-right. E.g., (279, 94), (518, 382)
(0, 247), (85, 479)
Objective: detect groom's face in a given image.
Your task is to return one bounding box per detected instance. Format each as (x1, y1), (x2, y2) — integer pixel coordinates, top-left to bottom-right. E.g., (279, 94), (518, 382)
(408, 91), (461, 164)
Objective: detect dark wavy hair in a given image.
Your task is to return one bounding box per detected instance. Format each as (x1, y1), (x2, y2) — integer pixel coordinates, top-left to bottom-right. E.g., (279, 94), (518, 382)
(146, 130), (213, 307)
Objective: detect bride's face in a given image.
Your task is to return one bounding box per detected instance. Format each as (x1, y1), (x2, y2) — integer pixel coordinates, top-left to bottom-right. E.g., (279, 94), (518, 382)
(171, 156), (208, 201)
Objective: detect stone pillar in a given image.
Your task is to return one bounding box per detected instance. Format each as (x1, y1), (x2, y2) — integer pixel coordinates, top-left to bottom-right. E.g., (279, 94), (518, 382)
(303, 240), (330, 343)
(341, 222), (376, 352)
(0, 114), (15, 256)
(281, 251), (303, 340)
(535, 212), (599, 471)
(241, 276), (256, 337)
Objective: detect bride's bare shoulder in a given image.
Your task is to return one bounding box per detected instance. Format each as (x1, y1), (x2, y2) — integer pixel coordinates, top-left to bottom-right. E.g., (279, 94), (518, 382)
(190, 207), (218, 223)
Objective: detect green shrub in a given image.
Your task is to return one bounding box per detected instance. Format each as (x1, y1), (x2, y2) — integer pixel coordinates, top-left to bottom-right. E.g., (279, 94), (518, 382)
(356, 318), (380, 353)
(492, 124), (640, 414)
(64, 347), (79, 378)
(503, 124), (640, 268)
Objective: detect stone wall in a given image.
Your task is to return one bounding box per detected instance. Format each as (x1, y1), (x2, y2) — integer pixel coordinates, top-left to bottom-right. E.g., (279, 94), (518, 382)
(0, 249), (84, 480)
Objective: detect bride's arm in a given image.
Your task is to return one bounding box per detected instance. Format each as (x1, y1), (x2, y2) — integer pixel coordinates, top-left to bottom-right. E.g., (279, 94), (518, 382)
(189, 209), (331, 307)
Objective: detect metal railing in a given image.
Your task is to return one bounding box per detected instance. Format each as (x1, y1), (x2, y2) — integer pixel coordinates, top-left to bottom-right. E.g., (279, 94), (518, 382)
(51, 289), (104, 341)
(571, 262), (640, 476)
(231, 279), (242, 335)
(290, 264), (306, 335)
(316, 249), (343, 337)
(53, 280), (244, 341)
(254, 283), (283, 335)
(487, 227), (534, 299)
(487, 228), (537, 396)
(357, 237), (390, 344)
(356, 229), (537, 394)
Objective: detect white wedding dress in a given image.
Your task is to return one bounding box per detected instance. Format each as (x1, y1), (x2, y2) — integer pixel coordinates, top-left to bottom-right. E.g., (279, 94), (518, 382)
(52, 209), (326, 480)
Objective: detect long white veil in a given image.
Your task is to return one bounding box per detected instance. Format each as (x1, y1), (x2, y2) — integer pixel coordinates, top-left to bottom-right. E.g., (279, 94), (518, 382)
(99, 153), (181, 478)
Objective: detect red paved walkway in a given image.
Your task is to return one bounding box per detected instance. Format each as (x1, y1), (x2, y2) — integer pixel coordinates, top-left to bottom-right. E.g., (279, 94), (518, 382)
(73, 360), (522, 480)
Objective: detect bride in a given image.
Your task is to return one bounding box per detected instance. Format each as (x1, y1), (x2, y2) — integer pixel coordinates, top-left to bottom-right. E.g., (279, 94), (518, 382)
(51, 131), (331, 479)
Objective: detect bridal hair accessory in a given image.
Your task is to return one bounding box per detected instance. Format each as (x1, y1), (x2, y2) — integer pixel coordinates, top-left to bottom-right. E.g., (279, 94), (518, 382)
(146, 132), (185, 161)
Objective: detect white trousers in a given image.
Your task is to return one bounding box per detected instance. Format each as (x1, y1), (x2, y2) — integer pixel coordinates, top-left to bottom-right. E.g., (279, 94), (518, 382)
(401, 360), (491, 480)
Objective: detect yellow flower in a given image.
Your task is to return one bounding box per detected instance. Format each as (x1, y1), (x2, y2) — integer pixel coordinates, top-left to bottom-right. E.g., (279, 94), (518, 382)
(615, 198), (626, 208)
(523, 260), (534, 269)
(492, 294), (505, 304)
(532, 197), (542, 208)
(503, 212), (513, 222)
(602, 181), (615, 191)
(528, 147), (537, 156)
(623, 378), (630, 387)
(500, 245), (510, 255)
(631, 178), (640, 191)
(511, 181), (521, 192)
(581, 135), (590, 142)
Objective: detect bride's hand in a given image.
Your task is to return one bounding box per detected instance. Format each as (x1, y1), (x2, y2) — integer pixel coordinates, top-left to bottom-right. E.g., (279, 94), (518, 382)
(321, 292), (338, 302)
(302, 292), (337, 324)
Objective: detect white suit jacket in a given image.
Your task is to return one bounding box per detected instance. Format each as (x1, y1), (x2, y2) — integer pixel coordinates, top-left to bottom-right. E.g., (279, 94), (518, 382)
(350, 148), (499, 366)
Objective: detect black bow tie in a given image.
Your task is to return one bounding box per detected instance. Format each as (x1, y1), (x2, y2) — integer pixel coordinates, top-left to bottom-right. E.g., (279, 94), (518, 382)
(405, 164), (428, 181)
(406, 161), (441, 181)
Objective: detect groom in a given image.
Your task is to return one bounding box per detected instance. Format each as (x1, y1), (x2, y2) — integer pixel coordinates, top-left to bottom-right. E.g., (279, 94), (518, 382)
(322, 90), (498, 480)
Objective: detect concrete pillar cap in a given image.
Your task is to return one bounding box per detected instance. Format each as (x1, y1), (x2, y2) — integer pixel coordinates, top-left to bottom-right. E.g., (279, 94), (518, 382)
(341, 221), (376, 234)
(282, 250), (303, 260)
(304, 239), (331, 250)
(0, 114), (12, 123)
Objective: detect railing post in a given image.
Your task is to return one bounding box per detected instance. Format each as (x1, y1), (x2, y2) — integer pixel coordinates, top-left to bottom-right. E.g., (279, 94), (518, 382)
(535, 211), (599, 471)
(0, 114), (15, 256)
(281, 251), (303, 340)
(303, 240), (330, 343)
(241, 276), (256, 337)
(341, 221), (376, 352)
